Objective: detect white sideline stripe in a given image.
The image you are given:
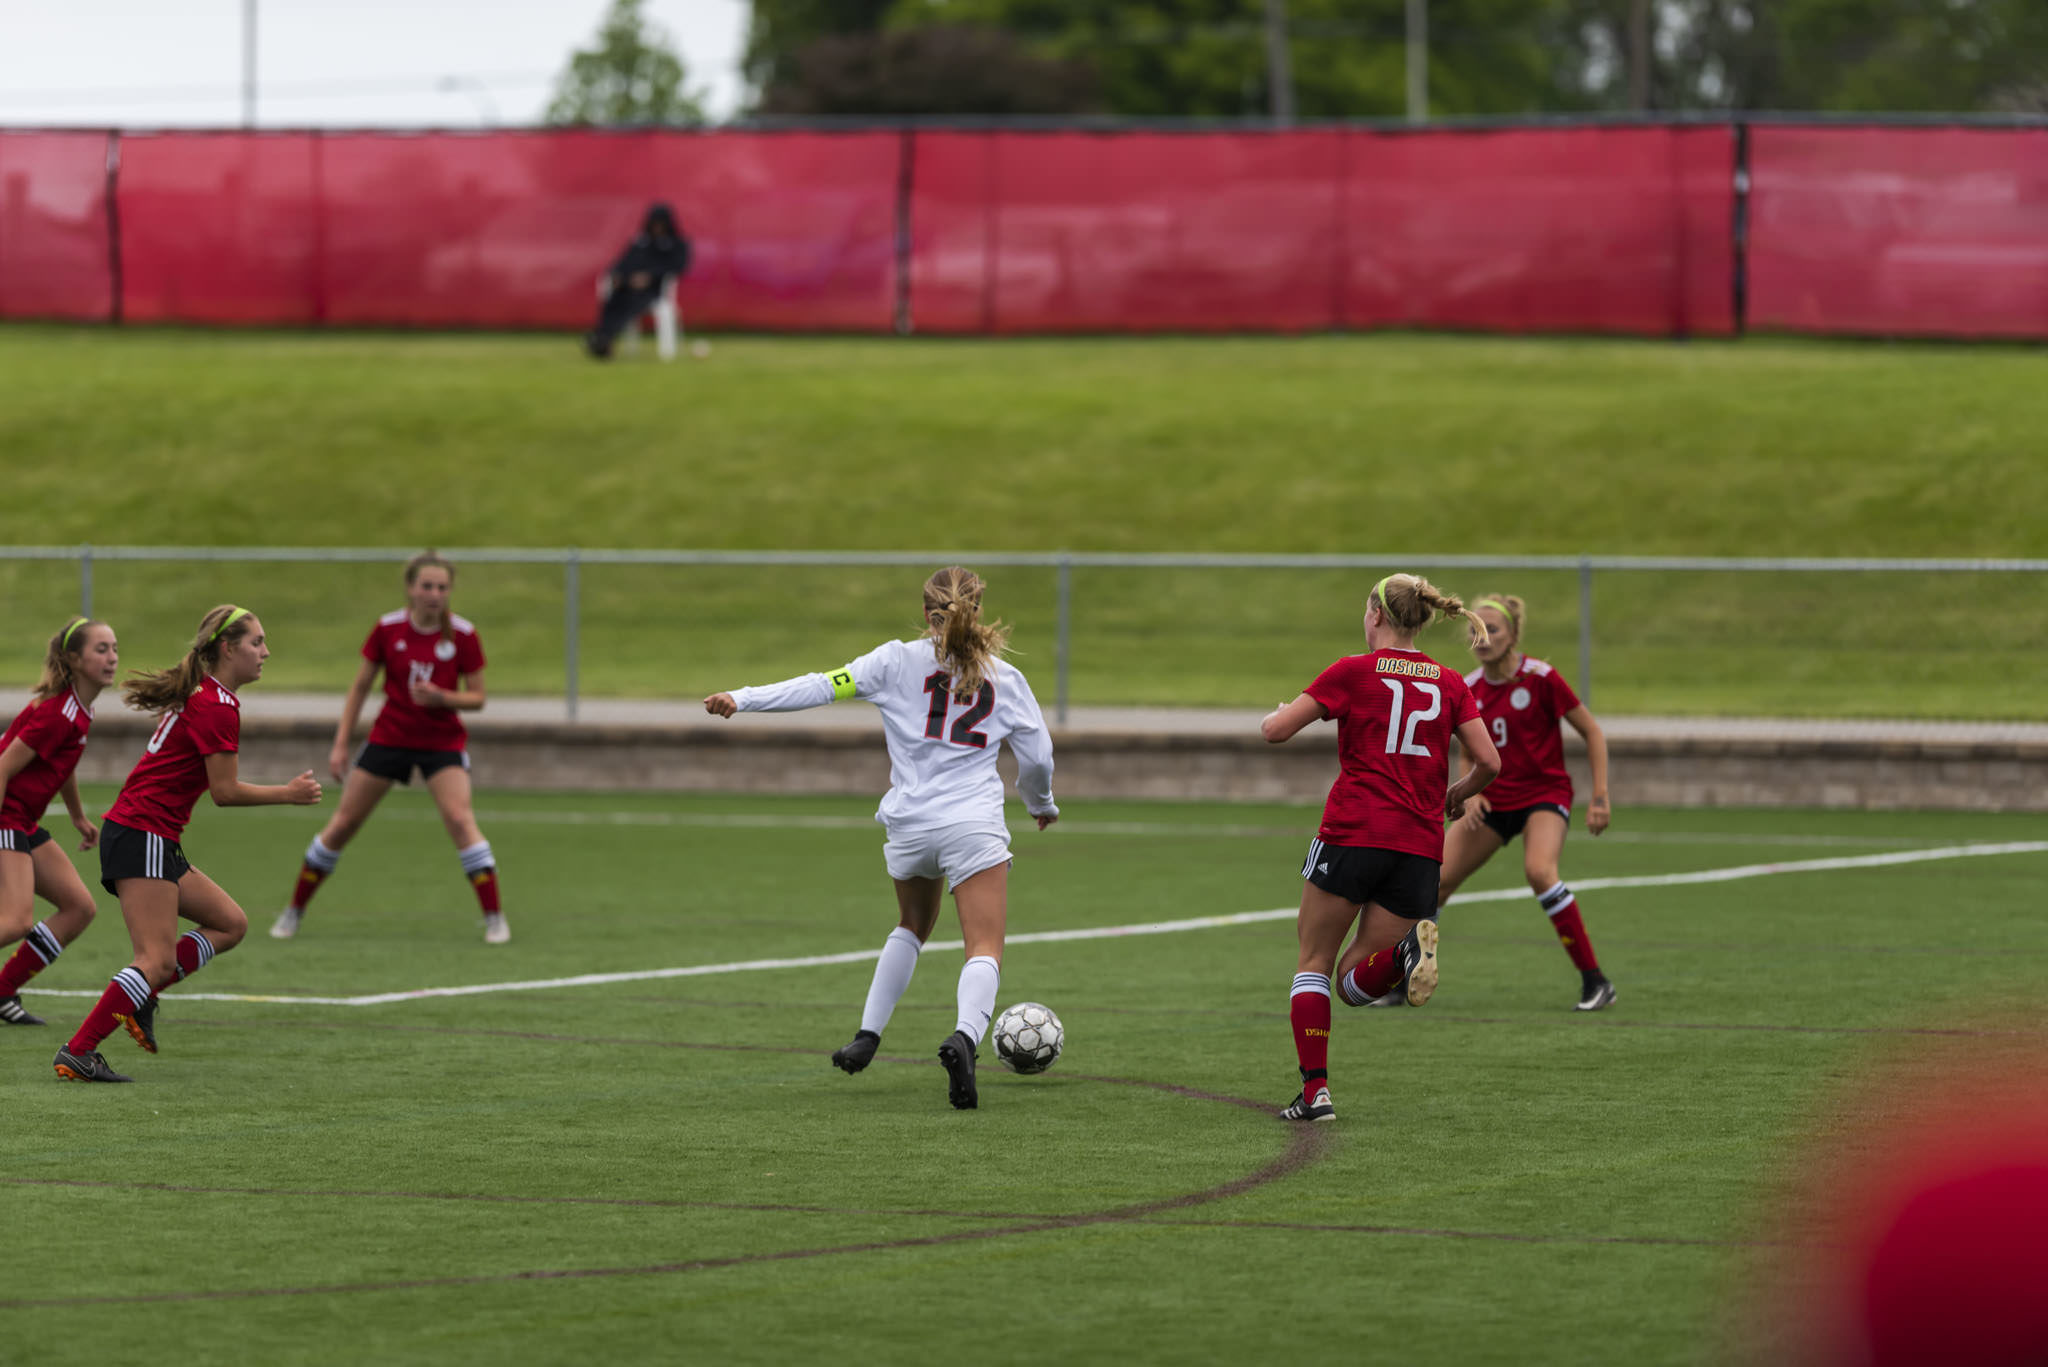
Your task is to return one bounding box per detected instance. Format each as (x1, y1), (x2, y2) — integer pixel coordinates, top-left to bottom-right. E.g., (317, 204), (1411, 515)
(409, 808), (1939, 848)
(25, 841), (2047, 1008)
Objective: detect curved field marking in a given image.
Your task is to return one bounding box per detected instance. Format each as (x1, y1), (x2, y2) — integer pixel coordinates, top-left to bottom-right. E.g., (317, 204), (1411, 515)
(24, 841), (2046, 1008)
(0, 1038), (1332, 1309)
(0, 1025), (1800, 1311)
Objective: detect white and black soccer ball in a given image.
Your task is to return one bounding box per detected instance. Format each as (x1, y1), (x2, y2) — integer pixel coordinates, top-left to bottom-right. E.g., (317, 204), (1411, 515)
(992, 1002), (1064, 1075)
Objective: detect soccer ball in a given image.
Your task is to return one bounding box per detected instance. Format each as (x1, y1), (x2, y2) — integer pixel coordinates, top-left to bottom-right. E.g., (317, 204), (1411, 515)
(992, 1002), (1064, 1075)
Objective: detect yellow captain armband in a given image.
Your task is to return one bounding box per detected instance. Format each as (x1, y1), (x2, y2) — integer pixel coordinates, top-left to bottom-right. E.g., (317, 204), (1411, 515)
(829, 669), (857, 701)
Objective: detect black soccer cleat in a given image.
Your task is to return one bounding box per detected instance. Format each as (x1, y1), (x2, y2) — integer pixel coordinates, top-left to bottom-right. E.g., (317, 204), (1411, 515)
(1279, 1084), (1335, 1123)
(937, 1030), (979, 1110)
(115, 995), (159, 1054)
(0, 994), (46, 1026)
(53, 1045), (133, 1083)
(832, 1029), (881, 1075)
(1576, 975), (1617, 1012)
(1399, 919), (1440, 1007)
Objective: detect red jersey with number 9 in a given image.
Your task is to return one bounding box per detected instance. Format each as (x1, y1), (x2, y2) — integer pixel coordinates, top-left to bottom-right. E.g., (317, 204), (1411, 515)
(1304, 649), (1480, 861)
(1462, 657), (1580, 811)
(363, 610), (485, 752)
(105, 679), (241, 841)
(0, 690), (93, 835)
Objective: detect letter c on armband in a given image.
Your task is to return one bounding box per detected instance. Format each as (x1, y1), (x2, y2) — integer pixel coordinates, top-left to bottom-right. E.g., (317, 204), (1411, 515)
(829, 670), (857, 701)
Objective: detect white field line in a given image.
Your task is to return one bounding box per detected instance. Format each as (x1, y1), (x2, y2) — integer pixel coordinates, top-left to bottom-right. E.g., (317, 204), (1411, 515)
(398, 807), (1934, 849)
(25, 841), (2046, 1009)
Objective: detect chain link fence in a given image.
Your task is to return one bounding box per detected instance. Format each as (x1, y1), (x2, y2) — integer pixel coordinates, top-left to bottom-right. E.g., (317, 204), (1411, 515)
(2, 546), (2043, 722)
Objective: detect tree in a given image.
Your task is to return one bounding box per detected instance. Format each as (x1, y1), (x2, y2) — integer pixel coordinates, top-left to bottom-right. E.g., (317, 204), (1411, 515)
(847, 0), (1598, 119)
(547, 0), (707, 127)
(757, 25), (1097, 116)
(1559, 0), (2048, 113)
(744, 0), (898, 98)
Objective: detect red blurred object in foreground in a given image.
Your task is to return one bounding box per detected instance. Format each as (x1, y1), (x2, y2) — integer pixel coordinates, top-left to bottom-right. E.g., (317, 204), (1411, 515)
(1827, 1112), (2048, 1366)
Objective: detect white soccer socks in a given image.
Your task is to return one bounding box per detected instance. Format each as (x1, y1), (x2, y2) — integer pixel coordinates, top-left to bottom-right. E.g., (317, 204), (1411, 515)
(305, 835), (341, 873)
(860, 926), (924, 1037)
(954, 955), (1001, 1046)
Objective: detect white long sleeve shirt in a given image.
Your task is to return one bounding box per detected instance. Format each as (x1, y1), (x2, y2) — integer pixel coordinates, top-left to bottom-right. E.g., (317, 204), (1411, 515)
(730, 638), (1057, 832)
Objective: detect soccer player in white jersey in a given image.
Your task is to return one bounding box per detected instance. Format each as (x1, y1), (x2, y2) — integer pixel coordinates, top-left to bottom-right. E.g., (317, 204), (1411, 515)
(704, 566), (1058, 1111)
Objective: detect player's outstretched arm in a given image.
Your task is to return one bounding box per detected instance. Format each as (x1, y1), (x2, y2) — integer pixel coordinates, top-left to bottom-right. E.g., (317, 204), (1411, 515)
(204, 752), (323, 808)
(1562, 704), (1611, 834)
(1261, 695), (1328, 743)
(708, 670), (850, 717)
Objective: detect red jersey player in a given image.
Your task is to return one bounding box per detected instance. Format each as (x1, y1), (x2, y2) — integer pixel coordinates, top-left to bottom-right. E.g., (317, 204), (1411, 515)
(271, 551), (504, 944)
(1260, 574), (1500, 1123)
(53, 606), (322, 1083)
(0, 618), (120, 1027)
(1440, 593), (1615, 1011)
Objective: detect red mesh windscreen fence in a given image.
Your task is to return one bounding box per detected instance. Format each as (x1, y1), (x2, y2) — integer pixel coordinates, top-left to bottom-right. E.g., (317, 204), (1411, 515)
(119, 133), (321, 325)
(0, 131), (112, 321)
(0, 124), (2042, 338)
(1746, 126), (2048, 339)
(1337, 126), (1734, 336)
(909, 131), (1346, 333)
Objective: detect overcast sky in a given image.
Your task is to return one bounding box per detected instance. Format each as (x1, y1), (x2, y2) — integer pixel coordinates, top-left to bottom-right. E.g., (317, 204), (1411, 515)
(0, 1), (750, 128)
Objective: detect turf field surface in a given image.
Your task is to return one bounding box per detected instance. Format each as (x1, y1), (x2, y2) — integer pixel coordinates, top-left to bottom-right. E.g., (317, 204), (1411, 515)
(2, 326), (2044, 717)
(5, 789), (2044, 1365)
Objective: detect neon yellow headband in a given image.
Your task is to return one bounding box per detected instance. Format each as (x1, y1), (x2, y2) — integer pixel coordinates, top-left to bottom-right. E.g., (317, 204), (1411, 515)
(60, 617), (90, 651)
(207, 607), (252, 645)
(1474, 597), (1515, 621)
(1369, 576), (1392, 619)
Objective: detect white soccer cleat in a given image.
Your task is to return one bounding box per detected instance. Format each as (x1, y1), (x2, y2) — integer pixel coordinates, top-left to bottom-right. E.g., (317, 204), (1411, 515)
(1401, 919), (1440, 1007)
(270, 907), (302, 940)
(483, 913), (510, 945)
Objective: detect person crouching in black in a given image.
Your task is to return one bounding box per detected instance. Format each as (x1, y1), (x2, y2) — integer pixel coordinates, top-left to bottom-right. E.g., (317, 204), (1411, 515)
(585, 202), (691, 360)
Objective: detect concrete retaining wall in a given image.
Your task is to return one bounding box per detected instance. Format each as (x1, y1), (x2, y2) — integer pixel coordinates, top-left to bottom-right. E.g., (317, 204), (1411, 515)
(75, 714), (2048, 812)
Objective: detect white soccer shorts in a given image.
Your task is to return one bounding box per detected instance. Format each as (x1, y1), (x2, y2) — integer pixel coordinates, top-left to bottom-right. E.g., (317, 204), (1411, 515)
(882, 823), (1013, 889)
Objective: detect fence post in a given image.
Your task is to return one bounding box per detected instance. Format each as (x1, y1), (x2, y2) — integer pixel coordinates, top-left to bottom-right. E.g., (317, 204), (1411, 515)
(564, 549), (580, 723)
(79, 545), (94, 618)
(1577, 555), (1593, 705)
(1056, 553), (1072, 725)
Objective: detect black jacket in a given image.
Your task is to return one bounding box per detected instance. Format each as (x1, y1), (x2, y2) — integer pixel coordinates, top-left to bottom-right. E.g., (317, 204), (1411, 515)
(609, 203), (691, 286)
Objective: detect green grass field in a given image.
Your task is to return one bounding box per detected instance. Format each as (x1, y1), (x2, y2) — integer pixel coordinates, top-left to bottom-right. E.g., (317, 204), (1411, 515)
(2, 326), (2044, 717)
(5, 788), (2044, 1365)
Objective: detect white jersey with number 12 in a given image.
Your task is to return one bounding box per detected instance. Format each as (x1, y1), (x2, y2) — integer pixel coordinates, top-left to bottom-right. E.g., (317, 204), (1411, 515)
(730, 638), (1057, 832)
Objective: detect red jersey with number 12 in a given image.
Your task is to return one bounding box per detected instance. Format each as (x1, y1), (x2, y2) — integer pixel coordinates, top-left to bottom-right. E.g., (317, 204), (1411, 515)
(1304, 649), (1479, 861)
(105, 679), (241, 842)
(363, 610), (485, 752)
(0, 690), (93, 835)
(1463, 657), (1580, 811)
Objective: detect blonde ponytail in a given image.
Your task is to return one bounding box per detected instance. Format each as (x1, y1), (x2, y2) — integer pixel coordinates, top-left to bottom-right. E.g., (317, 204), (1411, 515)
(922, 566), (1011, 700)
(123, 604), (252, 714)
(1372, 573), (1488, 645)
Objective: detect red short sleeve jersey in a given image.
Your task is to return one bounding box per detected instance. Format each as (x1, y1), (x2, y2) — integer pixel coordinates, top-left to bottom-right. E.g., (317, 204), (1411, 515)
(105, 678), (241, 842)
(1463, 656), (1581, 811)
(362, 611), (486, 752)
(1304, 649), (1480, 861)
(0, 690), (93, 835)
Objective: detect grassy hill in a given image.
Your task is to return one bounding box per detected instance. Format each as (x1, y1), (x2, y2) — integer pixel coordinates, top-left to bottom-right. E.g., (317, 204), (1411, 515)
(2, 326), (2041, 716)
